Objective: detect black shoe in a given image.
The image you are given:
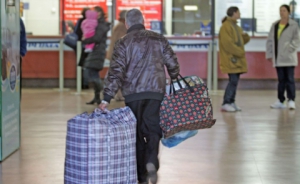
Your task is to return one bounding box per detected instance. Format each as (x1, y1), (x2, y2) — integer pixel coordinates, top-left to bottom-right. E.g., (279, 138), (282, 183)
(86, 99), (101, 105)
(82, 85), (89, 90)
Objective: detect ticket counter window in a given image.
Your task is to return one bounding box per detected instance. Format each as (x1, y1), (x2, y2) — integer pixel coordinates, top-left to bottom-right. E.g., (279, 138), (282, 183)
(164, 0), (212, 36)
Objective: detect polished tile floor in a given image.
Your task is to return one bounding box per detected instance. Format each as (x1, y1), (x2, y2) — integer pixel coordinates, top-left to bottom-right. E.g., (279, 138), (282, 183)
(0, 89), (300, 184)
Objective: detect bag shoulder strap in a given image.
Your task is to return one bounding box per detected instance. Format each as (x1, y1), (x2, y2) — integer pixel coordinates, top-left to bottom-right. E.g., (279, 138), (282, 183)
(74, 19), (81, 33)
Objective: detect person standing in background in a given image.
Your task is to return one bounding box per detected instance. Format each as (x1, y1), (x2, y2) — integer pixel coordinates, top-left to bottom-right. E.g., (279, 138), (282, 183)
(106, 10), (127, 101)
(266, 5), (300, 110)
(83, 6), (110, 105)
(20, 18), (27, 100)
(289, 1), (300, 19)
(107, 10), (127, 60)
(219, 7), (250, 112)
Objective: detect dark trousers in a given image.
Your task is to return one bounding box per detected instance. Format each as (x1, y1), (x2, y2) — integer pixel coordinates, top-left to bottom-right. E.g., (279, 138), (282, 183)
(276, 67), (295, 102)
(83, 68), (89, 86)
(126, 99), (162, 183)
(87, 69), (103, 100)
(77, 49), (89, 87)
(223, 73), (240, 105)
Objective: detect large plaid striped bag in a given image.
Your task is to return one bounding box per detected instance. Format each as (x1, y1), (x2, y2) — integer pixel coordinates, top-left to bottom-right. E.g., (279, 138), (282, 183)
(64, 107), (137, 184)
(160, 75), (216, 138)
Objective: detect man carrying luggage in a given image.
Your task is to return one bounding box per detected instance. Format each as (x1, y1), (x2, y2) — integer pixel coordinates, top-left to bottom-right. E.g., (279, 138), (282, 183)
(99, 9), (180, 184)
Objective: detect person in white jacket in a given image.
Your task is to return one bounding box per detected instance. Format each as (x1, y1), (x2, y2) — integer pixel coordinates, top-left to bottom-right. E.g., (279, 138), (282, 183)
(266, 4), (300, 110)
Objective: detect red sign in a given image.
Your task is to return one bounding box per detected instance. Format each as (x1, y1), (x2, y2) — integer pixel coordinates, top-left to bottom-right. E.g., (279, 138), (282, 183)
(116, 0), (162, 29)
(63, 0), (107, 24)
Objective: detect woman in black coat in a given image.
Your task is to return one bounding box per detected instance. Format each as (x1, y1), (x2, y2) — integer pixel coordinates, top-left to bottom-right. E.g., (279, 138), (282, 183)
(82, 6), (110, 105)
(76, 7), (90, 89)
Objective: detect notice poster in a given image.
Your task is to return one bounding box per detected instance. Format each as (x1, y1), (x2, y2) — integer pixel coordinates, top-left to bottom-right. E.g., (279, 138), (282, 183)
(63, 0), (107, 32)
(116, 0), (162, 30)
(1, 0), (20, 160)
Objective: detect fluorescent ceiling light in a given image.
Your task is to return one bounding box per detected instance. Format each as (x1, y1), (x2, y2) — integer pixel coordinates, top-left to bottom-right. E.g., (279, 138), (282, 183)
(184, 5), (198, 11)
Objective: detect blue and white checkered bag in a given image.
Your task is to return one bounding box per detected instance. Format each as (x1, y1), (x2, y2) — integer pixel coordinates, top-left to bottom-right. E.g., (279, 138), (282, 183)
(64, 107), (137, 184)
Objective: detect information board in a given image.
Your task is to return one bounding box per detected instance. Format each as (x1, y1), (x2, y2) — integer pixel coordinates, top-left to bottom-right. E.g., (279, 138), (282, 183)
(63, 0), (107, 24)
(1, 0), (21, 161)
(116, 0), (162, 29)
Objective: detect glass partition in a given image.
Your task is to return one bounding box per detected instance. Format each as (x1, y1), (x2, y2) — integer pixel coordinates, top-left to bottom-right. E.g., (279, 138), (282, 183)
(19, 0), (299, 37)
(163, 0), (212, 36)
(214, 0), (298, 36)
(215, 0), (253, 34)
(254, 0), (292, 36)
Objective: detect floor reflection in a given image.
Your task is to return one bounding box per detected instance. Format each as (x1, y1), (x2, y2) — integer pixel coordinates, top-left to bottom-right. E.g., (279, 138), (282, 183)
(0, 89), (299, 184)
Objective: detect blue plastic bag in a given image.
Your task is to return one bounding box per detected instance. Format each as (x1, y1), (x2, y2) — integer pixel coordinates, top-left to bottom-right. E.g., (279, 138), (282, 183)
(161, 130), (198, 148)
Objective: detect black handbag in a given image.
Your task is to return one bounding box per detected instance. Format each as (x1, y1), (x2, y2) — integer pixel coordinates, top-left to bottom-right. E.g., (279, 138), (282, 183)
(63, 33), (78, 50)
(63, 21), (80, 50)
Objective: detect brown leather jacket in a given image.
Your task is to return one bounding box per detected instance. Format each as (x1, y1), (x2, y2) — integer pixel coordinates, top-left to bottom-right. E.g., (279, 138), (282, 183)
(104, 24), (180, 103)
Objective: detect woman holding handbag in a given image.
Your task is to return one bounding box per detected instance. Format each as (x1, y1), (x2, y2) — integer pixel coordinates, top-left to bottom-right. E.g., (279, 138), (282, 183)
(82, 6), (110, 105)
(76, 7), (90, 89)
(219, 6), (250, 112)
(266, 5), (300, 110)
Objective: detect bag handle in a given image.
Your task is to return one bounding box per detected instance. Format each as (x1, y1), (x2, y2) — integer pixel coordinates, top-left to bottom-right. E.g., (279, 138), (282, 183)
(170, 74), (195, 95)
(169, 80), (176, 95)
(94, 108), (110, 114)
(93, 108), (123, 123)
